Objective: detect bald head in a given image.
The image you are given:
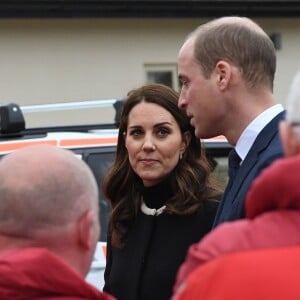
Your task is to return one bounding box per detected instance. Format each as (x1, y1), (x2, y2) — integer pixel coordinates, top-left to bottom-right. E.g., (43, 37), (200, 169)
(198, 16), (267, 35)
(0, 145), (99, 237)
(182, 16), (276, 89)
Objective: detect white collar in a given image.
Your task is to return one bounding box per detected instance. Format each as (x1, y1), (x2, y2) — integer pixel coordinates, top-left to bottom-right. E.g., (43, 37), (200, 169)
(140, 199), (166, 216)
(236, 104), (284, 161)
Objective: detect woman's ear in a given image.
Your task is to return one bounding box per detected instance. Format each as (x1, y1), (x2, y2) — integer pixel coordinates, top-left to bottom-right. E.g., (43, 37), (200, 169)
(181, 131), (192, 153)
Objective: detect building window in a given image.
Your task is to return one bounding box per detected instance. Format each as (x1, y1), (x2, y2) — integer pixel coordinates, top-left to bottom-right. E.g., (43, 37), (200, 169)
(144, 63), (179, 91)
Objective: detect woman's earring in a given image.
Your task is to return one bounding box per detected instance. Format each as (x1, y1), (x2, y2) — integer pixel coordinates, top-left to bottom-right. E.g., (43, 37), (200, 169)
(180, 152), (183, 160)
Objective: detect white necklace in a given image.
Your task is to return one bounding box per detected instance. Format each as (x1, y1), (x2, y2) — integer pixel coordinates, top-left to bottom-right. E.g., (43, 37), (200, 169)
(140, 199), (166, 216)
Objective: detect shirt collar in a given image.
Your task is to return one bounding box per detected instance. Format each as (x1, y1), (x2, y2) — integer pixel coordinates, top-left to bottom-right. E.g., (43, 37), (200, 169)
(235, 104), (284, 162)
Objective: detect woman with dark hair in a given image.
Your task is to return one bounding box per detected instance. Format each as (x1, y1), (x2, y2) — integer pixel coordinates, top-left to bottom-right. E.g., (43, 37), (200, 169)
(103, 83), (220, 300)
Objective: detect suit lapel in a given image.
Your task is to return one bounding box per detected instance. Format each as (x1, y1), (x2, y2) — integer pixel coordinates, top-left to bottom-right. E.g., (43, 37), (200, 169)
(229, 111), (285, 203)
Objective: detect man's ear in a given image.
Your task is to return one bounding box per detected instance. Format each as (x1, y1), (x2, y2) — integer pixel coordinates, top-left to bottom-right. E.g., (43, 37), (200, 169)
(77, 210), (100, 250)
(214, 60), (232, 91)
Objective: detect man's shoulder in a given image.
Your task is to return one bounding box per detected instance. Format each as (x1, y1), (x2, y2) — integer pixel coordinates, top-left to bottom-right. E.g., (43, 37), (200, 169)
(251, 114), (284, 161)
(256, 129), (283, 164)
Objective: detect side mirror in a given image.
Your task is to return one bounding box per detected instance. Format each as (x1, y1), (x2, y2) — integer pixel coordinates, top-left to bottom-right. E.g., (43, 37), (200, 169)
(0, 103), (25, 134)
(113, 99), (124, 127)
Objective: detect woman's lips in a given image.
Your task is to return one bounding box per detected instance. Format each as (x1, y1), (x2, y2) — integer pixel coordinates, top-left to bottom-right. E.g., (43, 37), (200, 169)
(139, 159), (158, 165)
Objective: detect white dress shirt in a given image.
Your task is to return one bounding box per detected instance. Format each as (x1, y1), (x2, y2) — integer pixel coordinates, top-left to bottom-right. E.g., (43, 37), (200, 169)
(235, 104), (284, 163)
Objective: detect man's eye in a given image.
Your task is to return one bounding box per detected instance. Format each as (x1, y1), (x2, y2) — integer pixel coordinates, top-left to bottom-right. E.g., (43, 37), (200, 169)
(180, 78), (189, 87)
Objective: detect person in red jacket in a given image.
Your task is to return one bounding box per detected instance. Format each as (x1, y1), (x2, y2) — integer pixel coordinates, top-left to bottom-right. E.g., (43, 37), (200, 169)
(174, 246), (300, 300)
(0, 144), (114, 300)
(173, 154), (300, 299)
(172, 69), (300, 299)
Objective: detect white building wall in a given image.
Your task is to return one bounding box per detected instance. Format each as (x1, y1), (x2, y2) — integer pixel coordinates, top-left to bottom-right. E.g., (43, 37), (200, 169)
(0, 18), (299, 126)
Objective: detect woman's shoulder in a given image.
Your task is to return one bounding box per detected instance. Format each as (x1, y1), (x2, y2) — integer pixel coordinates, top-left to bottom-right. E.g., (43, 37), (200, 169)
(204, 197), (220, 209)
(182, 199), (218, 233)
(196, 197), (220, 217)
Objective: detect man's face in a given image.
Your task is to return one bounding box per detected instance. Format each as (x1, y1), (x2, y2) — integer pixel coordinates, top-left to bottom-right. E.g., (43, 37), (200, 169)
(178, 38), (224, 139)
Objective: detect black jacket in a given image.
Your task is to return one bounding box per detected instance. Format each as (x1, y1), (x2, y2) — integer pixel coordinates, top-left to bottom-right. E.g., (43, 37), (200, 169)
(104, 179), (218, 300)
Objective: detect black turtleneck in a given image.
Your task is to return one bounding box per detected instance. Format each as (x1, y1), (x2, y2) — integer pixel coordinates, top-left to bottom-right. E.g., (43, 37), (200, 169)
(135, 176), (173, 209)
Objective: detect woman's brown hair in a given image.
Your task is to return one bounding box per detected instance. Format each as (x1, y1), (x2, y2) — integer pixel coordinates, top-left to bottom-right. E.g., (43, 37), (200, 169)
(102, 83), (220, 247)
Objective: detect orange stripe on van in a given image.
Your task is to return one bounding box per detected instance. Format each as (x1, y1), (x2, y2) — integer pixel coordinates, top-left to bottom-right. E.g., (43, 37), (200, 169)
(204, 135), (227, 142)
(102, 244), (107, 257)
(60, 137), (117, 147)
(0, 140), (57, 152)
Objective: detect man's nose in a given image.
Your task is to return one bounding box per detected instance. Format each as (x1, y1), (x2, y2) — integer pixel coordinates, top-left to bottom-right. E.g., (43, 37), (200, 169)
(178, 93), (187, 109)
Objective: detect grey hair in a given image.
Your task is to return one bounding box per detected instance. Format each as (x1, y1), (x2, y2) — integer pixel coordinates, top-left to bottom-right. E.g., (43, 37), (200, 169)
(286, 70), (300, 125)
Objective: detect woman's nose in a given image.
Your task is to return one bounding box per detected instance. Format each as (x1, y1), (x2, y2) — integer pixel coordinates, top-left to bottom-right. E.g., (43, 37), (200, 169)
(142, 137), (156, 151)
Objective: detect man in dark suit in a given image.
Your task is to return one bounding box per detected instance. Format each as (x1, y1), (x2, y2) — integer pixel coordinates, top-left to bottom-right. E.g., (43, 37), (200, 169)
(177, 16), (285, 227)
(172, 69), (300, 300)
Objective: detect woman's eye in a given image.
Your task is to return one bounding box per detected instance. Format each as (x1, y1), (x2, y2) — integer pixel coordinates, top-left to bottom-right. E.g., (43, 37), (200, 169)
(157, 128), (170, 136)
(129, 129), (143, 136)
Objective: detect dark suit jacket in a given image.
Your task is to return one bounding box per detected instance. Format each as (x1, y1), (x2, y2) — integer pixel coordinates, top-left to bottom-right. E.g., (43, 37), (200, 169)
(213, 111), (285, 227)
